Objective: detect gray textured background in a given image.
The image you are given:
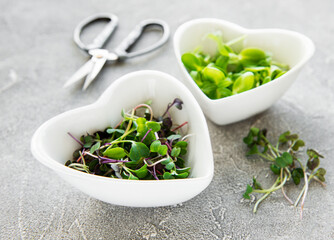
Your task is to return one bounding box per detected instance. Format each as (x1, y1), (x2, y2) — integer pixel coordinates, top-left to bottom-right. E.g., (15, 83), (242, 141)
(1, 0), (334, 239)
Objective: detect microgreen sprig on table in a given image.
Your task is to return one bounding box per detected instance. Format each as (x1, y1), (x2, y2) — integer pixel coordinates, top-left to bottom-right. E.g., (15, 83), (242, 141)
(65, 98), (191, 180)
(242, 127), (326, 218)
(181, 31), (289, 100)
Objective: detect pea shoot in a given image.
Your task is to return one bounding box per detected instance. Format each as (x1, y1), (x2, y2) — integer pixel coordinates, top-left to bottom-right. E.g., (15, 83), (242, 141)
(65, 98), (191, 180)
(181, 31), (289, 99)
(243, 128), (326, 219)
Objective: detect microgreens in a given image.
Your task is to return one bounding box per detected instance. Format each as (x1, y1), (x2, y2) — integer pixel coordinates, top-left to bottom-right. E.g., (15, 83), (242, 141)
(181, 31), (289, 100)
(242, 127), (326, 219)
(65, 98), (191, 180)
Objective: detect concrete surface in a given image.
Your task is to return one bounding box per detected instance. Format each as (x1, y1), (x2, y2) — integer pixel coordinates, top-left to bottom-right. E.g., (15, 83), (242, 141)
(1, 0), (334, 239)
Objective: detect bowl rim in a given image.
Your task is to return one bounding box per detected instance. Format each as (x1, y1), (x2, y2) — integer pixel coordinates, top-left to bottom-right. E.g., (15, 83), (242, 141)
(173, 18), (315, 104)
(31, 70), (214, 184)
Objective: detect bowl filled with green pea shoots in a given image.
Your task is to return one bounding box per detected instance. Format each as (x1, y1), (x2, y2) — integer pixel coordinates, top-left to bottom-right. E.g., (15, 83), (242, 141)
(174, 18), (315, 125)
(31, 70), (213, 207)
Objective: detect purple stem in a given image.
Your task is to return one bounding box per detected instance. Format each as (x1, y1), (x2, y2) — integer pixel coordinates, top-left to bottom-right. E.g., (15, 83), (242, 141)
(165, 141), (173, 152)
(141, 129), (152, 142)
(150, 165), (159, 180)
(97, 154), (129, 163)
(67, 132), (84, 147)
(100, 158), (130, 164)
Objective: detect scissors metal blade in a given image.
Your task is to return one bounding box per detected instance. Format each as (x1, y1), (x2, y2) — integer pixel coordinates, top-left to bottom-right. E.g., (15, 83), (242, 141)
(64, 60), (94, 88)
(82, 56), (107, 91)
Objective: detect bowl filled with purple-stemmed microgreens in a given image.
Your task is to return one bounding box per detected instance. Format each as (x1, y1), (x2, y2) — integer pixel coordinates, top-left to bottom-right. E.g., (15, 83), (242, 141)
(31, 70), (213, 207)
(174, 18), (315, 125)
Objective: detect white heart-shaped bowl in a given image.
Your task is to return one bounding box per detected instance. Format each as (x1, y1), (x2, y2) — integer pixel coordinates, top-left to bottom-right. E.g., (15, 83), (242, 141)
(31, 70), (213, 207)
(174, 18), (315, 125)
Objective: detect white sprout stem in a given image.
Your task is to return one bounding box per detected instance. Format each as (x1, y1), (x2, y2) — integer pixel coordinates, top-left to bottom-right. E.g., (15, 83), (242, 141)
(253, 174), (288, 194)
(253, 192), (271, 213)
(287, 140), (298, 154)
(269, 145), (278, 158)
(133, 104), (153, 121)
(253, 178), (280, 213)
(181, 133), (195, 141)
(145, 158), (168, 167)
(299, 170), (309, 219)
(281, 168), (293, 205)
(84, 151), (99, 159)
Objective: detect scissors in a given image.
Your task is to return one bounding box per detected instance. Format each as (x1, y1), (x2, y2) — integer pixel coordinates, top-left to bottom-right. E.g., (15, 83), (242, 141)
(64, 13), (170, 90)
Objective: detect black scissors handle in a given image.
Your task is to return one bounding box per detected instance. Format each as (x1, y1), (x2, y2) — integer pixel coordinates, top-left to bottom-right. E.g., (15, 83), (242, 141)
(114, 19), (170, 60)
(73, 13), (118, 52)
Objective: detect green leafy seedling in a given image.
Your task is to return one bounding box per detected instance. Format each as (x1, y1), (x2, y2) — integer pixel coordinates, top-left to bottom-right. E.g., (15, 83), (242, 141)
(242, 127), (327, 217)
(90, 142), (101, 154)
(150, 140), (168, 156)
(103, 147), (126, 159)
(129, 142), (150, 161)
(181, 53), (203, 71)
(232, 72), (255, 94)
(243, 184), (253, 199)
(171, 147), (181, 157)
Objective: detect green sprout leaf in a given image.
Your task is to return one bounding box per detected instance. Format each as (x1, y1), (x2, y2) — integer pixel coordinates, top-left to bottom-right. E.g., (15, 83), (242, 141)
(167, 134), (182, 141)
(201, 66), (225, 85)
(171, 147), (181, 157)
(307, 157), (320, 171)
(275, 152), (293, 168)
(129, 142), (150, 161)
(128, 172), (139, 180)
(165, 162), (175, 170)
(175, 141), (188, 155)
(292, 139), (305, 151)
(232, 72), (254, 94)
(90, 142), (101, 154)
(176, 167), (191, 174)
(161, 158), (171, 165)
(106, 128), (125, 135)
(83, 135), (94, 148)
(146, 121), (161, 132)
(275, 158), (286, 168)
(243, 184), (253, 199)
(292, 168), (304, 185)
(150, 140), (168, 155)
(175, 172), (189, 178)
(315, 168), (326, 182)
(240, 48), (266, 62)
(270, 164), (281, 175)
(150, 140), (161, 152)
(252, 177), (262, 190)
(278, 131), (291, 144)
(246, 145), (259, 156)
(163, 172), (175, 179)
(136, 117), (147, 134)
(103, 147), (126, 159)
(181, 53), (203, 71)
(88, 159), (99, 172)
(131, 164), (148, 179)
(282, 152), (293, 165)
(307, 149), (324, 159)
(286, 134), (298, 141)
